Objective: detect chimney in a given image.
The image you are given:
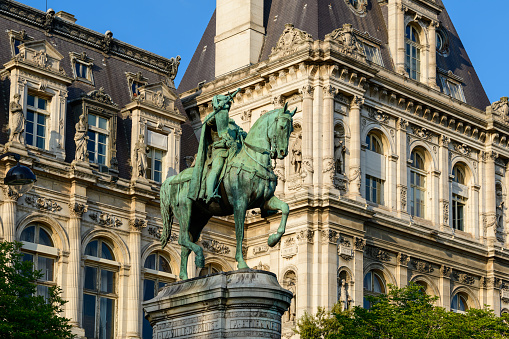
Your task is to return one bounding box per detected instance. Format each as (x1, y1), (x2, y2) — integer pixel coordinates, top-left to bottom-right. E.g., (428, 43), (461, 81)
(215, 0), (264, 77)
(55, 11), (77, 24)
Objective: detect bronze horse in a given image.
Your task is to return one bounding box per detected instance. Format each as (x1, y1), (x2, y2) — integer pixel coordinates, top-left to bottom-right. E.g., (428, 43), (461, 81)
(160, 103), (295, 280)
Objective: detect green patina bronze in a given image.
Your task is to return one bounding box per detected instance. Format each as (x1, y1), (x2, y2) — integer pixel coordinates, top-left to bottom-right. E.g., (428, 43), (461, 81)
(160, 89), (296, 280)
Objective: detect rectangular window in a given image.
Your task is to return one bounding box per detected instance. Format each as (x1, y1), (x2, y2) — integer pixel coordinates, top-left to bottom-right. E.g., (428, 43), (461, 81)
(13, 39), (22, 55)
(362, 43), (383, 66)
(131, 81), (143, 97)
(439, 75), (466, 102)
(410, 171), (426, 217)
(365, 175), (384, 204)
(26, 94), (49, 149)
(147, 148), (164, 183)
(452, 194), (466, 231)
(21, 252), (54, 300)
(87, 114), (109, 165)
(75, 62), (89, 79)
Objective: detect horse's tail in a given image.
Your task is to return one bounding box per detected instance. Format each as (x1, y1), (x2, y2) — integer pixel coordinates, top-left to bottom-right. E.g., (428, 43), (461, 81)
(160, 180), (174, 249)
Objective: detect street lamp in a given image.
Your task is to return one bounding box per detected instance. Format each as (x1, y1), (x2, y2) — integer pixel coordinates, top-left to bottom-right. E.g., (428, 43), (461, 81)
(1, 152), (36, 195)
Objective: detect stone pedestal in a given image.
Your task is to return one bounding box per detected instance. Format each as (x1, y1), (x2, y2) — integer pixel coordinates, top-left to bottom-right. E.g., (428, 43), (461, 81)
(143, 269), (292, 339)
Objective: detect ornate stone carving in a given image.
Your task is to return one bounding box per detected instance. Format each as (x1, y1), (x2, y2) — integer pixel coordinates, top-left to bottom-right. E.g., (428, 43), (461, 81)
(397, 118), (409, 130)
(443, 201), (450, 225)
(202, 239), (230, 254)
(400, 186), (407, 210)
(69, 202), (88, 218)
(326, 24), (366, 61)
(300, 85), (314, 98)
(2, 186), (20, 202)
(321, 229), (340, 244)
(84, 87), (117, 106)
(453, 143), (471, 157)
(74, 113), (88, 162)
(90, 212), (122, 227)
(338, 238), (353, 260)
(8, 93), (24, 144)
(296, 230), (314, 244)
(354, 237), (366, 251)
(368, 109), (390, 124)
(440, 265), (452, 278)
(491, 97), (509, 121)
(397, 253), (410, 266)
(481, 277), (502, 289)
(43, 8), (55, 32)
(350, 96), (364, 110)
(302, 157), (314, 177)
(270, 24), (313, 58)
(334, 175), (349, 193)
(365, 245), (390, 262)
(453, 272), (475, 285)
(129, 218), (147, 231)
(334, 131), (345, 175)
(322, 85), (337, 98)
(25, 195), (62, 212)
(253, 261), (270, 271)
(290, 133), (302, 174)
(481, 151), (498, 162)
(101, 30), (113, 53)
(349, 167), (362, 192)
(252, 245), (269, 255)
(133, 134), (149, 178)
(241, 110), (252, 122)
(439, 135), (451, 147)
(273, 95), (285, 108)
(323, 157), (335, 181)
(411, 259), (434, 273)
(167, 56), (181, 81)
(411, 126), (433, 141)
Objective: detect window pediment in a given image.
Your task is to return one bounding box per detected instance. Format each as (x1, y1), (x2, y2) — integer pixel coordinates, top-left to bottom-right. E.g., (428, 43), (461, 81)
(16, 40), (65, 74)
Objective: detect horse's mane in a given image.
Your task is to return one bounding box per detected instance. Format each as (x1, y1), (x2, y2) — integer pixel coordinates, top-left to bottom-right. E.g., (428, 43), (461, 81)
(246, 108), (282, 136)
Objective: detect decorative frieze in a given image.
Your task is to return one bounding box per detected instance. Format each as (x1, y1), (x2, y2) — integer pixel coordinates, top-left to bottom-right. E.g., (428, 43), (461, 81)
(453, 272), (475, 286)
(440, 265), (452, 278)
(201, 239), (230, 254)
(253, 262), (270, 271)
(69, 202), (88, 218)
(2, 186), (20, 202)
(25, 195), (62, 212)
(397, 253), (410, 266)
(89, 211), (122, 227)
(296, 230), (314, 244)
(365, 245), (390, 262)
(321, 229), (340, 244)
(367, 108), (390, 124)
(354, 237), (366, 251)
(129, 218), (147, 231)
(481, 277), (502, 289)
(397, 118), (409, 130)
(453, 143), (471, 157)
(411, 126), (433, 141)
(411, 259), (434, 273)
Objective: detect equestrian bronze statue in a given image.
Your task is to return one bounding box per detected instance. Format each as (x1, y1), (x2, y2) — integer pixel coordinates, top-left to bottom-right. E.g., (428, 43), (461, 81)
(160, 89), (295, 280)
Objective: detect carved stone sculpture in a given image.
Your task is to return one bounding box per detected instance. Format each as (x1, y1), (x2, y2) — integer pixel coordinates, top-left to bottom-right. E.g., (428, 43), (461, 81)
(338, 279), (351, 311)
(134, 134), (148, 178)
(167, 56), (181, 81)
(334, 131), (344, 174)
(9, 93), (24, 144)
(491, 97), (509, 120)
(74, 113), (88, 161)
(283, 272), (297, 323)
(291, 133), (302, 174)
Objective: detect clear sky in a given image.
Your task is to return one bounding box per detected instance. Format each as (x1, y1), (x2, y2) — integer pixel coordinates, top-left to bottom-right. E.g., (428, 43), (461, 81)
(19, 0), (508, 104)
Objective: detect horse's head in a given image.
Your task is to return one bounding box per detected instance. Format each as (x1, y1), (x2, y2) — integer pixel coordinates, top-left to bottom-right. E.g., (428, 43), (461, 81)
(271, 102), (296, 160)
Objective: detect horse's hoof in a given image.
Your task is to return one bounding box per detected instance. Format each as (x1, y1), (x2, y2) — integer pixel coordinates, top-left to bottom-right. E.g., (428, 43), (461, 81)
(267, 233), (281, 247)
(237, 261), (249, 269)
(195, 256), (205, 268)
(179, 273), (188, 280)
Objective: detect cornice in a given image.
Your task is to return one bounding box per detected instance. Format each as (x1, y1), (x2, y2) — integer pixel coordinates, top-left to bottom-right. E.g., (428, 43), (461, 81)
(2, 59), (74, 85)
(0, 0), (176, 76)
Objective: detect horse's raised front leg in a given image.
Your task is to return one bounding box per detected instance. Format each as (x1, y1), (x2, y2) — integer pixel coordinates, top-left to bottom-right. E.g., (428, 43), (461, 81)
(264, 195), (290, 247)
(233, 199), (249, 269)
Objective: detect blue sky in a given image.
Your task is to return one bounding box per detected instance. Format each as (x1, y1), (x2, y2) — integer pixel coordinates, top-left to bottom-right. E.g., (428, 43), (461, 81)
(20, 0), (508, 104)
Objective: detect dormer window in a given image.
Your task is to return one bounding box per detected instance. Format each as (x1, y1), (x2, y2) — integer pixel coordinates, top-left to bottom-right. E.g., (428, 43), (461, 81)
(361, 42), (383, 66)
(26, 94), (49, 149)
(405, 25), (421, 81)
(87, 114), (109, 165)
(7, 29), (33, 57)
(438, 69), (465, 102)
(126, 71), (148, 99)
(70, 52), (94, 84)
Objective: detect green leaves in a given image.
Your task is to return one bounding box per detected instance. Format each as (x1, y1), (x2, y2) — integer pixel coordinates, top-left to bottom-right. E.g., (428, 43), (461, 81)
(296, 283), (509, 339)
(0, 241), (75, 339)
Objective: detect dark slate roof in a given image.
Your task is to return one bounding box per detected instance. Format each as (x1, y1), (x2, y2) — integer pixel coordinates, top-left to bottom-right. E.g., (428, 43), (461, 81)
(178, 0), (490, 111)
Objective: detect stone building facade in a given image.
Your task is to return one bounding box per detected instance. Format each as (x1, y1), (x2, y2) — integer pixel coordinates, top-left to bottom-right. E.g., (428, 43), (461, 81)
(0, 1), (188, 338)
(177, 0), (509, 338)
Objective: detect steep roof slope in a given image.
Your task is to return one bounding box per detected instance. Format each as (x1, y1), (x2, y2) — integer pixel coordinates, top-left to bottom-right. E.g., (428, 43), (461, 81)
(178, 0), (490, 110)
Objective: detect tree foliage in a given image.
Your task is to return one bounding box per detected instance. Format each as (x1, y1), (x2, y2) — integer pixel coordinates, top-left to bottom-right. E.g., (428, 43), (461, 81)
(296, 283), (509, 339)
(0, 241), (75, 338)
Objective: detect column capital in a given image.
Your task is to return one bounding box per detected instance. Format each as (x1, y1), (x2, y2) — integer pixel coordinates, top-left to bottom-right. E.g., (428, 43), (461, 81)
(299, 85), (314, 99)
(322, 85), (337, 99)
(129, 218), (147, 232)
(353, 237), (366, 251)
(481, 151), (498, 162)
(69, 202), (88, 219)
(439, 135), (451, 147)
(2, 186), (20, 202)
(397, 118), (409, 130)
(350, 96), (364, 110)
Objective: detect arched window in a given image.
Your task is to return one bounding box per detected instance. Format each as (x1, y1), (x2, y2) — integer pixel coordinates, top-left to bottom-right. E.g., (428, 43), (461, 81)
(365, 132), (385, 204)
(409, 150), (426, 218)
(20, 224), (56, 300)
(363, 270), (386, 309)
(405, 25), (421, 81)
(452, 164), (468, 231)
(142, 252), (175, 339)
(199, 263), (223, 277)
(451, 293), (469, 313)
(83, 239), (117, 339)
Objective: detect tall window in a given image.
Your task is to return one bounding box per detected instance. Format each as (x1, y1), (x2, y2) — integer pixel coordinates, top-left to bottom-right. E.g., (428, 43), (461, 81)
(20, 224), (56, 300)
(363, 270), (385, 309)
(409, 151), (426, 218)
(76, 62), (90, 80)
(142, 253), (174, 339)
(452, 165), (467, 231)
(83, 239), (117, 339)
(87, 114), (109, 165)
(147, 148), (164, 183)
(26, 94), (49, 149)
(131, 81), (144, 97)
(405, 25), (421, 81)
(365, 132), (385, 204)
(451, 293), (468, 313)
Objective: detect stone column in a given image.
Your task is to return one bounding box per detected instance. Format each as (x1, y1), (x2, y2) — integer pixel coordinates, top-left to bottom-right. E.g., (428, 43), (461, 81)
(126, 218), (146, 338)
(427, 21), (438, 89)
(439, 136), (450, 229)
(322, 86), (336, 188)
(296, 230), (314, 314)
(321, 230), (339, 308)
(348, 97), (364, 198)
(439, 265), (452, 310)
(67, 202), (87, 336)
(396, 253), (410, 288)
(396, 118), (409, 215)
(1, 186), (20, 242)
(471, 185), (481, 238)
(484, 151), (498, 242)
(300, 86), (314, 186)
(431, 170), (441, 226)
(352, 237), (365, 307)
(485, 276), (502, 316)
(388, 1), (406, 75)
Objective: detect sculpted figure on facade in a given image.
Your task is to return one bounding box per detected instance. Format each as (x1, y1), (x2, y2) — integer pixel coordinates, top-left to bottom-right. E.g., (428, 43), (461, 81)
(168, 55), (181, 81)
(334, 131), (345, 174)
(491, 97), (509, 121)
(283, 272), (297, 323)
(291, 133), (302, 174)
(338, 278), (352, 311)
(134, 134), (149, 178)
(9, 93), (25, 144)
(74, 113), (88, 162)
